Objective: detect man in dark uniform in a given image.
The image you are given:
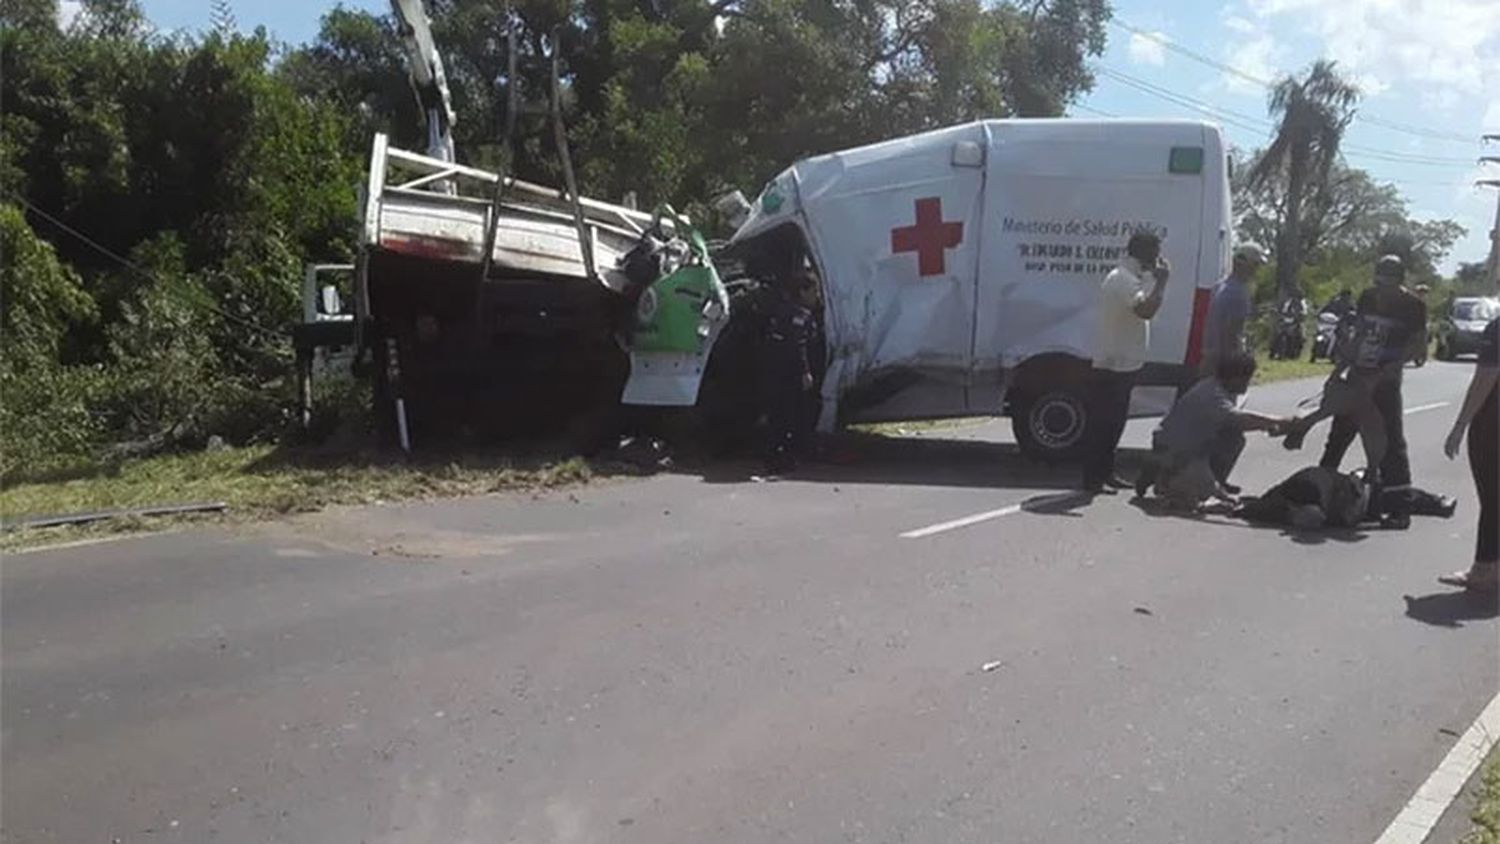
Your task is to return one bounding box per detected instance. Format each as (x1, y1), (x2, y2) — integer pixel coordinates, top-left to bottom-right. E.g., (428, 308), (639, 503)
(758, 274), (816, 475)
(1283, 255), (1426, 527)
(1316, 256), (1428, 526)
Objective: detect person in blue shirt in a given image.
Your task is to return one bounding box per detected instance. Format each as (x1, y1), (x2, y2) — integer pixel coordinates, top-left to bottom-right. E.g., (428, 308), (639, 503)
(1200, 244), (1268, 377)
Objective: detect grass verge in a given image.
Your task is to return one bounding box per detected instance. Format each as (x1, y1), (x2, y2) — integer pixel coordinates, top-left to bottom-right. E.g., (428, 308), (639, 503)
(1, 444), (594, 552)
(1253, 352), (1334, 385)
(1462, 746), (1500, 844)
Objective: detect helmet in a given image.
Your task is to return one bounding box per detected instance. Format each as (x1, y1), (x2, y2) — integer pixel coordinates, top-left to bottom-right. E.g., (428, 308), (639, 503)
(1374, 254), (1405, 286)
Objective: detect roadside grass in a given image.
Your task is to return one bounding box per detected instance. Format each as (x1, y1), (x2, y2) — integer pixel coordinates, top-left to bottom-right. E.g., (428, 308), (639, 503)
(1253, 352), (1333, 385)
(1462, 746), (1500, 844)
(1, 444), (594, 551)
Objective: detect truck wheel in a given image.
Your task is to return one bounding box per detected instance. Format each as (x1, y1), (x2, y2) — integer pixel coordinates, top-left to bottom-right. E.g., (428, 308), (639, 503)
(1010, 387), (1090, 464)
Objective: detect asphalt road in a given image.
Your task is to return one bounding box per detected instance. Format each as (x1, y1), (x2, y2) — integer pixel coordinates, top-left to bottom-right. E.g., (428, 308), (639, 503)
(4, 362), (1497, 844)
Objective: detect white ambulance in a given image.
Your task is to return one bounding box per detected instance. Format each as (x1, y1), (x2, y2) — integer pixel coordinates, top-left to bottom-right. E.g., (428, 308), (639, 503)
(720, 118), (1232, 462)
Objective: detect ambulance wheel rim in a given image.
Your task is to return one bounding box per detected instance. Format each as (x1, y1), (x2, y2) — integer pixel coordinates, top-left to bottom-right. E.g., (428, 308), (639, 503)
(1030, 393), (1085, 449)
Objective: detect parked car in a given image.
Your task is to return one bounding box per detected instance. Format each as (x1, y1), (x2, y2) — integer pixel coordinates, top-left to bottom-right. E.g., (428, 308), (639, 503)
(1435, 297), (1500, 360)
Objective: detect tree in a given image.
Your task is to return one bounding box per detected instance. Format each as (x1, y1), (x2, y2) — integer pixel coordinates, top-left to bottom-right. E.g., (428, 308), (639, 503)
(1247, 60), (1360, 300)
(1236, 155), (1401, 262)
(280, 0), (1110, 215)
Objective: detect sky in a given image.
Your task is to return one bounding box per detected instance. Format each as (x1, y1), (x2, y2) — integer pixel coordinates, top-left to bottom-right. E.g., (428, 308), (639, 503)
(120, 0), (1500, 274)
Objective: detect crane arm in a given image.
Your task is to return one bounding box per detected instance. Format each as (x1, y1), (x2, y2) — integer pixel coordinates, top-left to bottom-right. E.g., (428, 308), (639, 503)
(390, 0), (457, 163)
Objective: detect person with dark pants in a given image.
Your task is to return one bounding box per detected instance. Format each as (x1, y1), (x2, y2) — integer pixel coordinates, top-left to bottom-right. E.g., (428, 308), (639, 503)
(1085, 368), (1136, 490)
(1084, 231), (1170, 493)
(1319, 378), (1408, 487)
(1281, 255), (1426, 528)
(757, 276), (816, 475)
(1439, 318), (1498, 593)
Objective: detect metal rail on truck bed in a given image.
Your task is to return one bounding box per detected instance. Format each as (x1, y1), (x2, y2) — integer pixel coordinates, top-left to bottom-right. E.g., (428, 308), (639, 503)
(357, 133), (661, 298)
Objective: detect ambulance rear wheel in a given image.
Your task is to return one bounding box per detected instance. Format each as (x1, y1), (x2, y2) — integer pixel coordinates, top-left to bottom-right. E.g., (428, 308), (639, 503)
(1011, 388), (1090, 464)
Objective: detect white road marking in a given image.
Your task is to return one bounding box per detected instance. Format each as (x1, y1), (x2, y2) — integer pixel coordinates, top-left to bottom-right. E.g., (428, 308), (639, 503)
(901, 505), (1022, 539)
(900, 491), (1089, 539)
(1373, 689), (1500, 844)
(4, 530), (176, 555)
(1404, 402), (1450, 416)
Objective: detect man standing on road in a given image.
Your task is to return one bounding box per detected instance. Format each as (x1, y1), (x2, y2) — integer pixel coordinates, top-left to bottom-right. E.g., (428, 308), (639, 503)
(1282, 255), (1426, 528)
(1084, 231), (1170, 494)
(1200, 244), (1268, 377)
(1326, 260), (1428, 515)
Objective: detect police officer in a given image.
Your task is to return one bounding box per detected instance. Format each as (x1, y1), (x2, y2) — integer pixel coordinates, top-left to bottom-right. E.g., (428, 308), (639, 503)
(1316, 255), (1428, 527)
(758, 273), (816, 475)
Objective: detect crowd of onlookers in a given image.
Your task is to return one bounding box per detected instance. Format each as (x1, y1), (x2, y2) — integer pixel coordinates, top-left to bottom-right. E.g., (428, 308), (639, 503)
(1087, 233), (1498, 595)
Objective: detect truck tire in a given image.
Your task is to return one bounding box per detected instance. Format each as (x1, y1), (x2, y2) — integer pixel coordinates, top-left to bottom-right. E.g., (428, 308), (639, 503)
(1010, 386), (1090, 464)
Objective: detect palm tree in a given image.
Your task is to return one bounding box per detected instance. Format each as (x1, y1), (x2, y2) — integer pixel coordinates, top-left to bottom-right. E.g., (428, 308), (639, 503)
(1248, 60), (1360, 301)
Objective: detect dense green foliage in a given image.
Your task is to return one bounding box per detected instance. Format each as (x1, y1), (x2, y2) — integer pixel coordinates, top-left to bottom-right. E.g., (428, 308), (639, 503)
(2, 0), (362, 478)
(1, 0), (1109, 478)
(0, 0), (1475, 482)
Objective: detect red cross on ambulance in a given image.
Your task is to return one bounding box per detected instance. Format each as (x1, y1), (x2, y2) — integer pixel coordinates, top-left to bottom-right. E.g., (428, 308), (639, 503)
(890, 197), (964, 277)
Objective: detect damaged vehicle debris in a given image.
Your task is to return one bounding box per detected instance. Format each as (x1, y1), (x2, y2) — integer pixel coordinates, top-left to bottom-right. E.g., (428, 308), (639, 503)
(342, 0), (730, 451)
(335, 2), (1233, 467)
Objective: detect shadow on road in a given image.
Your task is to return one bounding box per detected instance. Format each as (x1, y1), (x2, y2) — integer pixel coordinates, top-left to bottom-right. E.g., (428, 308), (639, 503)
(679, 432), (1104, 493)
(1125, 496), (1376, 544)
(1402, 590), (1500, 628)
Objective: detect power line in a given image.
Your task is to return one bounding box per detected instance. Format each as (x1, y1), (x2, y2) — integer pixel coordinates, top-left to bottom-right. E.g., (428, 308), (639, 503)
(1071, 102), (1120, 118)
(8, 195), (286, 340)
(1110, 18), (1479, 145)
(1096, 67), (1478, 170)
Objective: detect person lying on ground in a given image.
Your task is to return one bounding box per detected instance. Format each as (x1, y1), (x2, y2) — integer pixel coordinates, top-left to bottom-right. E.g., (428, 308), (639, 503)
(1135, 352), (1289, 510)
(1234, 466), (1373, 531)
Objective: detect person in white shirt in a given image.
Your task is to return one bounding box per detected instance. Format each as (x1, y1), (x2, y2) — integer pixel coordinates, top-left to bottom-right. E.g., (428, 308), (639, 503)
(1084, 231), (1169, 493)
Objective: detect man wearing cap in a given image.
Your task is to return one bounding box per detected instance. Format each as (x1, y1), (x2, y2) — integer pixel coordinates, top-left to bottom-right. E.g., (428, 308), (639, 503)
(1313, 255), (1430, 526)
(1201, 244), (1268, 378)
(1281, 255), (1426, 527)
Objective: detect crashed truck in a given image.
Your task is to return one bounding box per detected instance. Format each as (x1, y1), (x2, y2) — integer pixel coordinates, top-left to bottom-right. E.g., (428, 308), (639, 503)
(346, 0), (730, 449)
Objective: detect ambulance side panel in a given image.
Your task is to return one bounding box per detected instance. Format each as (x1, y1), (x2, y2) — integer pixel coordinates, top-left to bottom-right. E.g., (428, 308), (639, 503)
(797, 124), (987, 421)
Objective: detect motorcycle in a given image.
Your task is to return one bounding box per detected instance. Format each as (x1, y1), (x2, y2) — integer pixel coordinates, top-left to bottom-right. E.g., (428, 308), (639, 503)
(1309, 312), (1341, 362)
(1269, 299), (1307, 360)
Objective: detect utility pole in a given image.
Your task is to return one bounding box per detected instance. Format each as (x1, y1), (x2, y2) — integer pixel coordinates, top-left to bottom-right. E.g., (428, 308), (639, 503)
(1482, 135), (1500, 293)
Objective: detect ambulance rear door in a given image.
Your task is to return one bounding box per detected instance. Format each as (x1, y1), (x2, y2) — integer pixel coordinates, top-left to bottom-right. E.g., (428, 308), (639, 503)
(974, 120), (1219, 405)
